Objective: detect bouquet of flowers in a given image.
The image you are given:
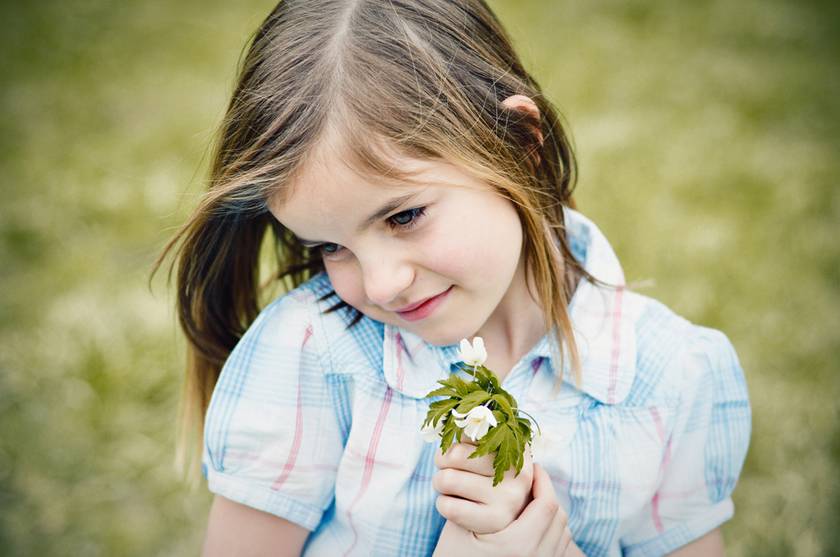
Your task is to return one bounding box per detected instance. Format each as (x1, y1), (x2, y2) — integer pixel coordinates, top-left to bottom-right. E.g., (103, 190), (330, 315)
(420, 337), (540, 486)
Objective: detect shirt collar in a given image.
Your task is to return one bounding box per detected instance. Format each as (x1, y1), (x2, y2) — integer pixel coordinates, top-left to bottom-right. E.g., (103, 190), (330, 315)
(382, 208), (636, 404)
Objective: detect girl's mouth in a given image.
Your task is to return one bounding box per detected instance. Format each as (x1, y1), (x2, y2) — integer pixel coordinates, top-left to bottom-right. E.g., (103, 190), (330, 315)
(396, 286), (453, 322)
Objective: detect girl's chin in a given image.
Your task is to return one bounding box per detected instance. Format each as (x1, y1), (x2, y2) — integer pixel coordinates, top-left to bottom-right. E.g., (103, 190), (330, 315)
(410, 323), (477, 348)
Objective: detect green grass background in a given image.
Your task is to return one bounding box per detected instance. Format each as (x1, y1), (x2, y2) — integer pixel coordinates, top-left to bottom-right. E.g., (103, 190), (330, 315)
(1, 0), (838, 555)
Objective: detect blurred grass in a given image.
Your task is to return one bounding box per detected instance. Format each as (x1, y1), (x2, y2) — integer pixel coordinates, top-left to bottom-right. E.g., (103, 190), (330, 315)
(0, 0), (837, 555)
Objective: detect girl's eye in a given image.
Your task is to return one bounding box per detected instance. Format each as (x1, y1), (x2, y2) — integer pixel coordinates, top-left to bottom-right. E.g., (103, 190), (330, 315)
(317, 206), (427, 259)
(386, 206), (427, 231)
(320, 243), (341, 256)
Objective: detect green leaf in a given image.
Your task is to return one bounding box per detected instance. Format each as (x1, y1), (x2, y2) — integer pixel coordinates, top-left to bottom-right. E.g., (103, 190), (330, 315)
(502, 391), (517, 410)
(429, 398), (457, 409)
(517, 417), (533, 442)
(470, 423), (506, 459)
(491, 393), (514, 417)
(439, 418), (458, 455)
(422, 366), (542, 487)
(432, 374), (473, 397)
(490, 423), (518, 486)
(454, 390), (491, 413)
(458, 364), (491, 390)
(508, 414), (532, 475)
(492, 409), (505, 425)
(425, 385), (458, 399)
(467, 364), (486, 380)
(425, 398), (459, 428)
(484, 369), (502, 393)
(465, 380), (485, 394)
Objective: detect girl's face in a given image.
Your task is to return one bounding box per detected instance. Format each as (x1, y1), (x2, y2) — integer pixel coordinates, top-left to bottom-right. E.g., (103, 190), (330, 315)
(268, 145), (531, 347)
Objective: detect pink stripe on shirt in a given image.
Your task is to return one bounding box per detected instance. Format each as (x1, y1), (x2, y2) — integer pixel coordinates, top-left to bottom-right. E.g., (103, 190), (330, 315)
(395, 331), (406, 390)
(649, 406), (671, 533)
(270, 324), (313, 490)
(344, 387), (394, 556)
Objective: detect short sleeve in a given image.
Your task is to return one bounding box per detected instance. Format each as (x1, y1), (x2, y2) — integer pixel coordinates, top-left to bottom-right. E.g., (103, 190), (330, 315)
(621, 326), (751, 557)
(202, 290), (346, 531)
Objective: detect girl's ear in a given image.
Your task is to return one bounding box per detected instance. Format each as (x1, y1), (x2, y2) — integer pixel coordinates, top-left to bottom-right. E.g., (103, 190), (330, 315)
(501, 94), (544, 147)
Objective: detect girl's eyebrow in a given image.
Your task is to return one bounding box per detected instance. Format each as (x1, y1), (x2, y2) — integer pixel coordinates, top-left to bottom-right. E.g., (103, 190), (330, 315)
(295, 190), (423, 246)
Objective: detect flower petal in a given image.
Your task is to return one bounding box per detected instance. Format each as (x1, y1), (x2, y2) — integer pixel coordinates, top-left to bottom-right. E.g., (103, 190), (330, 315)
(472, 337), (487, 365)
(458, 338), (473, 362)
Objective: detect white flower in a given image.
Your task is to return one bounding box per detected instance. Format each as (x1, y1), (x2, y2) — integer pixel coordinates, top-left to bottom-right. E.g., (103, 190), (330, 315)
(420, 418), (445, 443)
(452, 404), (497, 442)
(458, 337), (487, 367)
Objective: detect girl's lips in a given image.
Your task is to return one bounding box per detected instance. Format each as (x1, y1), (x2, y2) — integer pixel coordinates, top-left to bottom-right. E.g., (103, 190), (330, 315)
(395, 294), (437, 313)
(396, 286), (453, 321)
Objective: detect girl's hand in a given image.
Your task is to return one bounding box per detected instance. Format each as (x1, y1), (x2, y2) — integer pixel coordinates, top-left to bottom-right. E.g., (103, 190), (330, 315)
(433, 464), (580, 557)
(433, 441), (534, 534)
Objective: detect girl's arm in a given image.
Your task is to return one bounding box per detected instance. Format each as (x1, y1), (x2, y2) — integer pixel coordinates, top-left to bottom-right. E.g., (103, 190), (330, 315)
(202, 495), (308, 557)
(621, 327), (749, 555)
(666, 528), (725, 557)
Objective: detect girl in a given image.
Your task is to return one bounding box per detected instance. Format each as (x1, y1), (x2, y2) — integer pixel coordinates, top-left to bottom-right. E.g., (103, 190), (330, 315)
(157, 1), (751, 555)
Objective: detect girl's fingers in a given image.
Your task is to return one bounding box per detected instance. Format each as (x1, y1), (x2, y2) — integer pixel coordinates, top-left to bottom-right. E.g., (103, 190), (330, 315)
(432, 467), (494, 504)
(554, 526), (574, 557)
(435, 495), (493, 534)
(499, 463), (558, 543)
(534, 496), (571, 556)
(434, 442), (495, 477)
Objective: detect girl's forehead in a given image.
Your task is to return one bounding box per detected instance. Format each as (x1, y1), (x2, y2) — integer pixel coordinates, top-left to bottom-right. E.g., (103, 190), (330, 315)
(274, 140), (480, 211)
(277, 151), (429, 210)
(275, 133), (415, 199)
(268, 143), (488, 241)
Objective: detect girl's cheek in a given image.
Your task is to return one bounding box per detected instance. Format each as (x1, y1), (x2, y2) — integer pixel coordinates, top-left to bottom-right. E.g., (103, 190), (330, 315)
(325, 263), (366, 308)
(430, 243), (472, 279)
(428, 220), (484, 277)
(322, 212), (484, 308)
(326, 261), (399, 318)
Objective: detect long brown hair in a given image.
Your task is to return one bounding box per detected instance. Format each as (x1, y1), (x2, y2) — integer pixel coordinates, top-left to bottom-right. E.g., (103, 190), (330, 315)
(153, 0), (601, 475)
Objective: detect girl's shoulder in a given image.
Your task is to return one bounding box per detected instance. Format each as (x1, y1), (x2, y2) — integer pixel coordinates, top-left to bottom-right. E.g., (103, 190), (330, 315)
(562, 208), (748, 411)
(587, 290), (751, 554)
(560, 280), (749, 422)
(617, 288), (750, 415)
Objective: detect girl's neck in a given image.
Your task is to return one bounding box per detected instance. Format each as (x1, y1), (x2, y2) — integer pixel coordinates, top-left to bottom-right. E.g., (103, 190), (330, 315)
(476, 255), (583, 383)
(473, 256), (548, 383)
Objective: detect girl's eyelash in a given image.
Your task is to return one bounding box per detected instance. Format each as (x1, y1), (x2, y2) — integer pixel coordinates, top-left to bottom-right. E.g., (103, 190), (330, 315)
(385, 206), (426, 232)
(317, 206), (427, 257)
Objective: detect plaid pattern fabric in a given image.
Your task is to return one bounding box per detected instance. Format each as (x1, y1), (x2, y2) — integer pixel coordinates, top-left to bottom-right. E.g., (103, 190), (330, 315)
(202, 209), (751, 557)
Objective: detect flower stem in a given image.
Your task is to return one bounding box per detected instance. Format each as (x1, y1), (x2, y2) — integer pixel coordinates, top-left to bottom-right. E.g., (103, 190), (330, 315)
(514, 408), (542, 437)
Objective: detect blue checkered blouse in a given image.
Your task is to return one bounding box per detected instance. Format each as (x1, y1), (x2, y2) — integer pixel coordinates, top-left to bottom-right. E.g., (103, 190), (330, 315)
(202, 209), (751, 557)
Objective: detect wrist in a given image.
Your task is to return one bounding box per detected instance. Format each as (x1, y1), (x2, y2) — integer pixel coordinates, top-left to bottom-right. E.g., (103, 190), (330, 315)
(432, 520), (477, 556)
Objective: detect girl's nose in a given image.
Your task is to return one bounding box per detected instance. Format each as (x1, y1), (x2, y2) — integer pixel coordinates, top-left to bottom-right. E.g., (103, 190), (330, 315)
(360, 252), (415, 308)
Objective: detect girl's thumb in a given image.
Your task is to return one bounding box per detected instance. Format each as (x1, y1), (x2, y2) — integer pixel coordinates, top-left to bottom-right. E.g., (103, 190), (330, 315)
(531, 463), (555, 503)
(505, 463), (557, 539)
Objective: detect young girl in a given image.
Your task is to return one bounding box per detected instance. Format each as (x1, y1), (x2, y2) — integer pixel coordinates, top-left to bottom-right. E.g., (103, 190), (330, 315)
(158, 1), (751, 555)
